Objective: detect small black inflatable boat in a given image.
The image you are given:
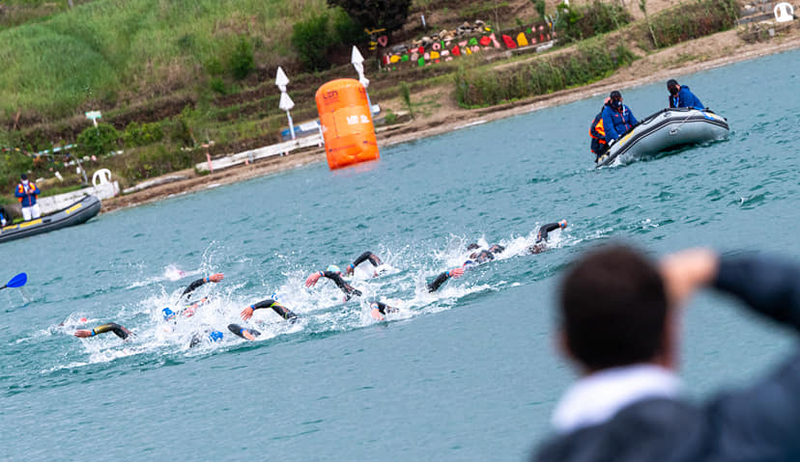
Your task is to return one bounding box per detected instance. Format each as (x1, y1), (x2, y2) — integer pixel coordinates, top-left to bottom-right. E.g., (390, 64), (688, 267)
(0, 195), (101, 244)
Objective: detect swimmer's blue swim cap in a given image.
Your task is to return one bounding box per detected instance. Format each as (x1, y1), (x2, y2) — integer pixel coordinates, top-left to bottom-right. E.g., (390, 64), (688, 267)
(162, 307), (176, 321)
(271, 292), (279, 301)
(208, 331), (223, 342)
(326, 265), (341, 273)
(463, 260), (478, 270)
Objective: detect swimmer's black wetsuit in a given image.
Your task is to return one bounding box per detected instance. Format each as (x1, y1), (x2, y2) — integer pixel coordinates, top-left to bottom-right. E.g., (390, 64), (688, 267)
(320, 271), (363, 300)
(351, 251), (383, 270)
(251, 299), (298, 322)
(90, 323), (131, 339)
(370, 301), (397, 315)
(427, 244), (506, 292)
(528, 222), (562, 254)
(227, 324), (261, 339)
(536, 223), (561, 243)
(427, 270), (459, 293)
(181, 277), (213, 299)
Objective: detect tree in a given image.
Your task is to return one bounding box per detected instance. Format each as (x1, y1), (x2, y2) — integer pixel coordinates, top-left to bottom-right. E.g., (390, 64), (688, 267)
(533, 0), (547, 20)
(326, 0), (412, 35)
(292, 13), (333, 71)
(639, 0), (659, 48)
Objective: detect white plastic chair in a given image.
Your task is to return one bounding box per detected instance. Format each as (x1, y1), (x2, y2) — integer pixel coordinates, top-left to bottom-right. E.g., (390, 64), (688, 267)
(92, 168), (112, 187)
(774, 2), (794, 22)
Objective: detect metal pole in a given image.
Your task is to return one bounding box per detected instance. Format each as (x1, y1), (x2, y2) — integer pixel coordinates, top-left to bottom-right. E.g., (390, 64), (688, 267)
(286, 111), (296, 140)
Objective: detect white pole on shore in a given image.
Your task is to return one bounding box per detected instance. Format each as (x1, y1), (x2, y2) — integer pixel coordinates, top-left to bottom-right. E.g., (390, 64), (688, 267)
(275, 67), (296, 140)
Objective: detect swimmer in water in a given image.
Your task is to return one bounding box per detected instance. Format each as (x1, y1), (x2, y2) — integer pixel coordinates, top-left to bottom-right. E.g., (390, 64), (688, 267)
(227, 324), (261, 341)
(188, 329), (225, 348)
(527, 220), (567, 254)
(369, 301), (398, 321)
(305, 265), (363, 301)
(240, 298), (298, 323)
(427, 220), (567, 292)
(162, 273), (225, 320)
(344, 251), (385, 277)
(74, 323), (134, 340)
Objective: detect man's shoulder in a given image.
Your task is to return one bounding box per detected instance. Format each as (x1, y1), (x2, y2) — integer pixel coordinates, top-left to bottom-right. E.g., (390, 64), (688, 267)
(535, 398), (705, 462)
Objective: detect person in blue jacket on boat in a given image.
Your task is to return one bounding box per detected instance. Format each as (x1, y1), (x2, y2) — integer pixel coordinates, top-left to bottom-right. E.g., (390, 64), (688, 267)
(14, 173), (41, 221)
(667, 79), (705, 110)
(601, 91), (638, 146)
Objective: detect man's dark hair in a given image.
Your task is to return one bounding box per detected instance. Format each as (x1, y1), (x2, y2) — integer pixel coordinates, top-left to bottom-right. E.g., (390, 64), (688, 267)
(559, 244), (667, 370)
(666, 79), (679, 88)
(609, 90), (622, 100)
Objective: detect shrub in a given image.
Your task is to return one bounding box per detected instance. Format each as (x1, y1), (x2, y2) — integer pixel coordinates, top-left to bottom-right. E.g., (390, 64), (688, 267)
(399, 82), (414, 119)
(292, 13), (333, 71)
(556, 0), (632, 43)
(454, 38), (637, 107)
(332, 6), (365, 44)
(121, 145), (197, 182)
(229, 36), (255, 80)
(533, 0), (547, 20)
(209, 77), (227, 94)
(644, 0), (739, 49)
(76, 123), (120, 158)
(165, 106), (198, 147)
(0, 151), (34, 191)
(326, 0), (412, 35)
(123, 121), (164, 148)
(383, 109), (397, 124)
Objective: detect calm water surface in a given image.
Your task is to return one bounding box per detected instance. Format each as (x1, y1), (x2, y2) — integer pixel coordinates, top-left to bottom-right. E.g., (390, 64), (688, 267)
(2, 49), (800, 461)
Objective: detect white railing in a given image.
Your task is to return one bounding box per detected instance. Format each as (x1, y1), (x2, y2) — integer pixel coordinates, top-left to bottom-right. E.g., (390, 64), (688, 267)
(195, 134), (323, 173)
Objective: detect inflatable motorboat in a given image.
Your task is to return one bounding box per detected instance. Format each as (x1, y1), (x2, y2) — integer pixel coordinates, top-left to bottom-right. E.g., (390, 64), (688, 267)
(0, 195), (101, 244)
(595, 108), (729, 168)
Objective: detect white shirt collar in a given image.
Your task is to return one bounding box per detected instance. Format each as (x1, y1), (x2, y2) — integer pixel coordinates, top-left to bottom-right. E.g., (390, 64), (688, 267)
(552, 364), (681, 434)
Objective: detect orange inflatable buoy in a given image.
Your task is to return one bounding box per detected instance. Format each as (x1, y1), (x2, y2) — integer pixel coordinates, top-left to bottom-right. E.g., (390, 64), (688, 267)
(316, 79), (379, 170)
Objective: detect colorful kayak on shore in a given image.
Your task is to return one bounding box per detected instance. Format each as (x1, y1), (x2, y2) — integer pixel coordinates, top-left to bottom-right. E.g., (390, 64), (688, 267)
(0, 195), (101, 244)
(596, 108), (730, 168)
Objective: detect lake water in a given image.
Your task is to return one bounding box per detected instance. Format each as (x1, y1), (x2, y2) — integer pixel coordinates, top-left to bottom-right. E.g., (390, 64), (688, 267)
(2, 48), (800, 461)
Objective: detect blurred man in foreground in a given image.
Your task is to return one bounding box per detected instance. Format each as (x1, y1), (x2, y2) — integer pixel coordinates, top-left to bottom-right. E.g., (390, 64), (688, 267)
(535, 245), (800, 461)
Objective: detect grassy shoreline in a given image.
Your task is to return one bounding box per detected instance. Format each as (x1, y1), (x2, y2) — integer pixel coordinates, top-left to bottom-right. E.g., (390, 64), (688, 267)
(98, 29), (800, 214)
(1, 0), (798, 210)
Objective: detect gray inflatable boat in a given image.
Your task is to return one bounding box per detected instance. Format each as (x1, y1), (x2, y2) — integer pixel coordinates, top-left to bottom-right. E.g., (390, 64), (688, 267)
(0, 195), (101, 244)
(595, 108), (729, 168)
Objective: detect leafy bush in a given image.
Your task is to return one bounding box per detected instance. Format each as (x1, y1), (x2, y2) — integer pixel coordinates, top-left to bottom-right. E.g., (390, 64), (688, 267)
(209, 77), (227, 94)
(229, 36), (255, 80)
(123, 121), (164, 147)
(0, 151), (34, 190)
(383, 109), (397, 124)
(454, 39), (637, 107)
(644, 0), (738, 49)
(533, 0), (547, 20)
(556, 0), (632, 43)
(164, 106), (199, 147)
(332, 6), (365, 44)
(327, 0), (412, 35)
(76, 123), (120, 158)
(292, 13), (333, 71)
(121, 145), (197, 182)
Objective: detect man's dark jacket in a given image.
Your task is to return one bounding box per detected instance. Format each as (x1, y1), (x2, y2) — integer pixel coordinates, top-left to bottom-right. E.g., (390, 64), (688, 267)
(535, 255), (800, 461)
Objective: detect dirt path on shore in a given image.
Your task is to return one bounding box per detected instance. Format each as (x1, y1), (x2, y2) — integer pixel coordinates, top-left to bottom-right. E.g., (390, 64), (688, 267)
(102, 25), (800, 214)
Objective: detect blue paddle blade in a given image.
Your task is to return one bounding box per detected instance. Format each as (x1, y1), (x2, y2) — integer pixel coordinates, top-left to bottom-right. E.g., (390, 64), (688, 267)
(6, 273), (27, 288)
